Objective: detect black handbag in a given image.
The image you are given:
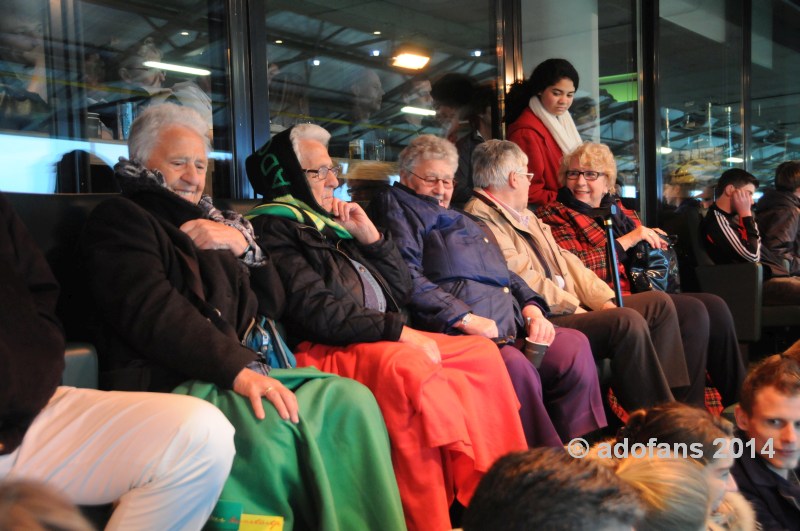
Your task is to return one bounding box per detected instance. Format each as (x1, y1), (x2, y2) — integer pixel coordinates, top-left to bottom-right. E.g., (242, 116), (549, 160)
(627, 234), (681, 293)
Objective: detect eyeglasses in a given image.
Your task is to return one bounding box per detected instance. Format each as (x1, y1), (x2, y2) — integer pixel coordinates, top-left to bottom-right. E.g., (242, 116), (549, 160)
(303, 165), (341, 181)
(514, 169), (535, 182)
(409, 171), (456, 189)
(565, 170), (606, 181)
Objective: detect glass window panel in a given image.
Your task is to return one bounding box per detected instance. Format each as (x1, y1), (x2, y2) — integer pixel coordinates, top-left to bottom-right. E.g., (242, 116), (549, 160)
(519, 0), (639, 203)
(263, 1), (498, 203)
(750, 0), (800, 186)
(0, 0), (233, 195)
(658, 0), (743, 212)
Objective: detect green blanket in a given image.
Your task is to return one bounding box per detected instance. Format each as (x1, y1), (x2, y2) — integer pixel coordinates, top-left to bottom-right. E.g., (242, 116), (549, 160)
(174, 368), (406, 530)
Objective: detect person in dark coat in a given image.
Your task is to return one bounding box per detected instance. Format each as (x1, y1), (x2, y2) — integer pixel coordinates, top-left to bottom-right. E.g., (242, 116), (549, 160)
(0, 190), (235, 530)
(367, 134), (606, 446)
(80, 103), (406, 530)
(245, 123), (528, 531)
(732, 354), (800, 531)
(756, 161), (800, 276)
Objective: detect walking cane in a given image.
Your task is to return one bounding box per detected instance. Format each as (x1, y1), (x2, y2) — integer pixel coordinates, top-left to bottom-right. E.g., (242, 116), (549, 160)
(589, 204), (625, 308)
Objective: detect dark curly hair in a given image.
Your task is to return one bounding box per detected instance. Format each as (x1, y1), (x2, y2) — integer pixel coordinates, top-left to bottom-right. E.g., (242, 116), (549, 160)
(504, 58), (580, 126)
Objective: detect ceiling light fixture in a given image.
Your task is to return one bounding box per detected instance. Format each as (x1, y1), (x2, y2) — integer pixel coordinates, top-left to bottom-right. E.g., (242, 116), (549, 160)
(275, 39), (283, 44)
(724, 156), (744, 163)
(180, 31), (190, 36)
(371, 50), (380, 56)
(373, 31), (382, 35)
(659, 146), (673, 154)
(401, 106), (436, 116)
(143, 61), (210, 76)
(391, 43), (430, 70)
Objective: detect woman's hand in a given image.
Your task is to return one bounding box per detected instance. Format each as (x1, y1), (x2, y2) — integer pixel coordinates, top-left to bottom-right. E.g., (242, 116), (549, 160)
(233, 368), (299, 422)
(330, 199), (381, 245)
(617, 225), (668, 251)
(180, 219), (250, 256)
(398, 326), (442, 363)
(522, 305), (555, 345)
(456, 313), (499, 338)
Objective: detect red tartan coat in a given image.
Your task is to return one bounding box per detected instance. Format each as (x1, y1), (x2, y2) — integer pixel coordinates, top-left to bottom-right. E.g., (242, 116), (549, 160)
(536, 199), (641, 295)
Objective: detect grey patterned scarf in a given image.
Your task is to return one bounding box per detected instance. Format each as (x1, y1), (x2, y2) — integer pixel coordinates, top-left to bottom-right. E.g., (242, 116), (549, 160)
(115, 157), (266, 267)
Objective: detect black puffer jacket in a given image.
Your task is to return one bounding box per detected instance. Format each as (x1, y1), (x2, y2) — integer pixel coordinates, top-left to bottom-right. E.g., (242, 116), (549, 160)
(251, 214), (411, 347)
(81, 187), (284, 392)
(756, 187), (800, 275)
(0, 193), (64, 455)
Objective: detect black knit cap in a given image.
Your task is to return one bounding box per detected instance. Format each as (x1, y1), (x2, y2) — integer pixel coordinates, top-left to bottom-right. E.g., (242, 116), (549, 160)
(245, 126), (329, 216)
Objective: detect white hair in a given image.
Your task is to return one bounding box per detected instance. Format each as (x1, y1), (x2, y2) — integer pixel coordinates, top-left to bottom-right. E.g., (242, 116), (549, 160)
(289, 123), (331, 163)
(128, 103), (209, 163)
(472, 139), (528, 189)
(397, 134), (458, 174)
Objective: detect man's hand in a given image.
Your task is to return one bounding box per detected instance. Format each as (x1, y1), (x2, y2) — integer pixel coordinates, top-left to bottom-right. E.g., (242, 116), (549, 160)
(180, 219), (250, 256)
(232, 368), (299, 422)
(731, 188), (753, 218)
(398, 326), (442, 363)
(330, 199), (381, 245)
(456, 314), (499, 338)
(617, 225), (668, 250)
(522, 305), (555, 345)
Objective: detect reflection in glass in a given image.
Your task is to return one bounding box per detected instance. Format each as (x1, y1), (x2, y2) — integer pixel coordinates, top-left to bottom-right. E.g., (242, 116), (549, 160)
(0, 0), (233, 194)
(750, 0), (800, 186)
(263, 2), (497, 201)
(658, 0), (743, 218)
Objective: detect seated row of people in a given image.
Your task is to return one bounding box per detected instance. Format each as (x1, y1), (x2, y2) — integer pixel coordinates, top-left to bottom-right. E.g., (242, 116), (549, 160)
(1, 103), (749, 530)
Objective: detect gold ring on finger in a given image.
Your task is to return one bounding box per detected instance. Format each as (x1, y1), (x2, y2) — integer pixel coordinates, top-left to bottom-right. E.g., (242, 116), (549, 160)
(264, 386), (275, 395)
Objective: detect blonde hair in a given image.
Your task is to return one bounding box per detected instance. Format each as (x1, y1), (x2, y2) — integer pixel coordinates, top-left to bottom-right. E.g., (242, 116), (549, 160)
(616, 457), (710, 531)
(0, 480), (95, 531)
(559, 142), (617, 191)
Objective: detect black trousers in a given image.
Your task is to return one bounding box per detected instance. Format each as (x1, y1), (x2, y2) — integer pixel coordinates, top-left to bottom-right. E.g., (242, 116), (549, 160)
(551, 291), (680, 411)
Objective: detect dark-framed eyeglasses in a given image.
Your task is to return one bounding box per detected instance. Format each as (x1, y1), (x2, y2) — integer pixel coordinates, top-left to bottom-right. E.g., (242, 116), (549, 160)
(565, 170), (606, 181)
(409, 170), (456, 189)
(303, 165), (341, 181)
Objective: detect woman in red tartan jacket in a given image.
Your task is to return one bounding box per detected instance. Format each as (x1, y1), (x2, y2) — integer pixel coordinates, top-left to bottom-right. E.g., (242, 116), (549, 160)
(537, 141), (745, 409)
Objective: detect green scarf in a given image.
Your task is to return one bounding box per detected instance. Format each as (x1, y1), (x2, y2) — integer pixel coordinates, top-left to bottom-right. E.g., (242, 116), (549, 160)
(246, 194), (353, 240)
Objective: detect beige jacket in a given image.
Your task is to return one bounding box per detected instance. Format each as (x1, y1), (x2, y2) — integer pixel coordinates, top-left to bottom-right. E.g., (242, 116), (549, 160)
(464, 191), (614, 315)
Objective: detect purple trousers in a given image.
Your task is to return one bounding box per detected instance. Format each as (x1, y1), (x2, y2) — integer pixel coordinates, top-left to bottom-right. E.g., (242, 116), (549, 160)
(500, 327), (606, 447)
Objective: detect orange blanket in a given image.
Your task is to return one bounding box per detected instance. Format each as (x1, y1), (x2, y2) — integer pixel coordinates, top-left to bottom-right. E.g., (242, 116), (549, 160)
(295, 332), (527, 531)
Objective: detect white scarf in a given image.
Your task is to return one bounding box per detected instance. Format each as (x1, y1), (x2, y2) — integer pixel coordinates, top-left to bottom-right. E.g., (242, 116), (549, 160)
(528, 95), (582, 155)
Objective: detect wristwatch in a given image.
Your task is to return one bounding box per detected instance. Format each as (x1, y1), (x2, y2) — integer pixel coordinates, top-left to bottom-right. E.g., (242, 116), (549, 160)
(460, 312), (473, 328)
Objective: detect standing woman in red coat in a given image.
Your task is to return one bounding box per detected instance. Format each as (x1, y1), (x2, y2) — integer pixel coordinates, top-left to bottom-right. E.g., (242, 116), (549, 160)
(505, 59), (583, 207)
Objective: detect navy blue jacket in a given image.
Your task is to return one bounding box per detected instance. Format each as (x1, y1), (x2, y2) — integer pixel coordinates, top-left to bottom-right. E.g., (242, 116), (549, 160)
(368, 183), (547, 338)
(731, 430), (800, 530)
